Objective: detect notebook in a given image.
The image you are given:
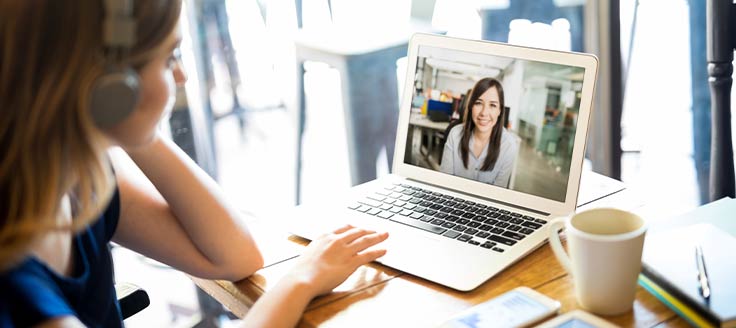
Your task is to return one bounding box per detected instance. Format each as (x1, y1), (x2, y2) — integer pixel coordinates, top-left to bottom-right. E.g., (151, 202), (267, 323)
(281, 33), (599, 291)
(641, 201), (736, 327)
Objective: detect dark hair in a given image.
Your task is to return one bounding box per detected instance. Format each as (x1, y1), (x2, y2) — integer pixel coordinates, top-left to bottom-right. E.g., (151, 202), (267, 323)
(459, 77), (506, 171)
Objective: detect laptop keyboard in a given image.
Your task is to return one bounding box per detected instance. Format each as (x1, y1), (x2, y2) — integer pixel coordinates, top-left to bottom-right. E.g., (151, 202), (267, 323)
(347, 183), (547, 253)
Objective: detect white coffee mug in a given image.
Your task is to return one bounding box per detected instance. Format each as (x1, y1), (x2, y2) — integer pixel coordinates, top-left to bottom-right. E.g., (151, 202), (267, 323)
(548, 208), (647, 316)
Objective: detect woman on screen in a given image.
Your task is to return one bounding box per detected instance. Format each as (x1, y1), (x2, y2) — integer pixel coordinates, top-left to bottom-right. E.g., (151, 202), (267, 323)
(440, 77), (519, 188)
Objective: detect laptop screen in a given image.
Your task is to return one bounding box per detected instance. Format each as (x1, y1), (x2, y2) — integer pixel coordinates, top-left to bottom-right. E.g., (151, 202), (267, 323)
(402, 45), (587, 203)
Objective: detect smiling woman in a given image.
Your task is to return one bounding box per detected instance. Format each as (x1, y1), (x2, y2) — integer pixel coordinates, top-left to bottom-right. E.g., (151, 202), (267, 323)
(440, 77), (520, 187)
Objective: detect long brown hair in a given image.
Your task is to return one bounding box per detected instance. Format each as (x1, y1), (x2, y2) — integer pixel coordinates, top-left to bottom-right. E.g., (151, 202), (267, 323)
(459, 77), (506, 171)
(0, 0), (182, 269)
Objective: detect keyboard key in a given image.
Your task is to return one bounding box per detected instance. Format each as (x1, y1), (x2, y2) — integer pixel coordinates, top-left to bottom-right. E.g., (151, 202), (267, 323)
(442, 222), (456, 229)
(347, 203), (361, 210)
(492, 247), (505, 253)
(510, 212), (522, 217)
(476, 204), (487, 209)
(496, 222), (510, 228)
(457, 234), (472, 242)
(484, 218), (498, 225)
(509, 218), (524, 224)
(383, 198), (396, 205)
(399, 195), (412, 201)
(467, 221), (481, 228)
(457, 218), (470, 225)
(499, 209), (510, 214)
(472, 215), (486, 222)
(477, 209), (490, 215)
(490, 227), (504, 234)
(465, 228), (479, 235)
(424, 209), (437, 216)
(377, 211), (393, 219)
(389, 206), (403, 213)
(457, 204), (468, 210)
(479, 224), (493, 231)
(409, 212), (424, 220)
(379, 203), (392, 210)
(480, 241), (496, 249)
(462, 212), (475, 219)
(467, 240), (481, 246)
(476, 231), (491, 239)
(521, 221), (542, 229)
(452, 225), (467, 232)
(367, 208), (381, 216)
(394, 200), (406, 207)
(357, 205), (372, 213)
(400, 209), (414, 216)
(445, 215), (459, 222)
(435, 212), (449, 219)
(430, 219), (445, 226)
(390, 215), (447, 234)
(523, 215), (536, 221)
(414, 207), (426, 214)
(498, 215), (511, 222)
(489, 235), (517, 246)
(534, 218), (548, 224)
(443, 231), (461, 239)
(508, 225), (522, 231)
(419, 215), (433, 222)
(451, 210), (465, 216)
(520, 228), (535, 235)
(465, 201), (476, 205)
(502, 231), (526, 241)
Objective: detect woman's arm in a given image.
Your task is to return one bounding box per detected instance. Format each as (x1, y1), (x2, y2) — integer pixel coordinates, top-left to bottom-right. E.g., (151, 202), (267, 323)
(110, 135), (263, 281)
(241, 226), (388, 328)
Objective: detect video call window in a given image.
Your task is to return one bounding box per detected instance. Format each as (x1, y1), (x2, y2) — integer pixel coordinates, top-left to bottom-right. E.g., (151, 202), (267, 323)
(403, 46), (586, 202)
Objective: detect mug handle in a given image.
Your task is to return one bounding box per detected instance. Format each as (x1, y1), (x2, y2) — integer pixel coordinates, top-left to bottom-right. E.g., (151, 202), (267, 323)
(548, 218), (572, 275)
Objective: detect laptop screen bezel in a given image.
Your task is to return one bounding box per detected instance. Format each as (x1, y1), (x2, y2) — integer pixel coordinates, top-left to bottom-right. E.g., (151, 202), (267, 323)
(393, 33), (599, 216)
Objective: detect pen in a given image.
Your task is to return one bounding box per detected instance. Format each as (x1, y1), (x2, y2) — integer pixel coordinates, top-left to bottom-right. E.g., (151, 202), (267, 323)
(695, 245), (711, 300)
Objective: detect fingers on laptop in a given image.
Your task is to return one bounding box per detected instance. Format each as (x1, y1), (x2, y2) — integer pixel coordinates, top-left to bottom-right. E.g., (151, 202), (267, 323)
(347, 231), (389, 253)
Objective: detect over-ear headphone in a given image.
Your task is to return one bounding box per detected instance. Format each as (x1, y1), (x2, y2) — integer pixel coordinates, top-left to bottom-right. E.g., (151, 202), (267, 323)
(89, 0), (140, 128)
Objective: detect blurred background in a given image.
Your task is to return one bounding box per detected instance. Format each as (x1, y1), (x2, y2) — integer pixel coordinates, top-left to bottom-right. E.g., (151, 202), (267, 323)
(116, 0), (736, 326)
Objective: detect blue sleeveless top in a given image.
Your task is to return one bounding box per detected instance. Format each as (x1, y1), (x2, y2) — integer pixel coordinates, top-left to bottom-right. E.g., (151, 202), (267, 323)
(0, 187), (122, 327)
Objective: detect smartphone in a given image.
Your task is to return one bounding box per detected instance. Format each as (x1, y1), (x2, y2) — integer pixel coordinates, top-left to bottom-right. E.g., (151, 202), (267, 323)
(437, 287), (561, 328)
(535, 310), (618, 328)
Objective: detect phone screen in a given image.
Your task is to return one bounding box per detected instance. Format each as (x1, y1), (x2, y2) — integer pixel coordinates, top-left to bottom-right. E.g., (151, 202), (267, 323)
(441, 290), (552, 328)
(553, 318), (597, 328)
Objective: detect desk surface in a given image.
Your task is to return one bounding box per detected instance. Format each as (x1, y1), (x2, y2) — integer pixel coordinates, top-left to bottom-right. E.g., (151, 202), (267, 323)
(193, 173), (689, 328)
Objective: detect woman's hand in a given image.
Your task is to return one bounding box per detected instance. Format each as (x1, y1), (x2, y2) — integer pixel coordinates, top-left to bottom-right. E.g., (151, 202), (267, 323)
(284, 225), (389, 297)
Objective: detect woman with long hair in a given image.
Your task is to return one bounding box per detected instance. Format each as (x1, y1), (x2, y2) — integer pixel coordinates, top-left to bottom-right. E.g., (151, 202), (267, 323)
(0, 1), (387, 327)
(440, 77), (520, 187)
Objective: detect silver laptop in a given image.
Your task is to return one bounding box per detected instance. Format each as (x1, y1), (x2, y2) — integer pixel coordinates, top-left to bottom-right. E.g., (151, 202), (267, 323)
(282, 33), (598, 291)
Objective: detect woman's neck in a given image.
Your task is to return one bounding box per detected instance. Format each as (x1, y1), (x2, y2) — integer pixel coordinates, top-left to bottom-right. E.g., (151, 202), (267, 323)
(472, 129), (491, 146)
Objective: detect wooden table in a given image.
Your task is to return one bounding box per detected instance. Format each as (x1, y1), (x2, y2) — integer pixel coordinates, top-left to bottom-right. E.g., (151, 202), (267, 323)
(193, 173), (690, 327)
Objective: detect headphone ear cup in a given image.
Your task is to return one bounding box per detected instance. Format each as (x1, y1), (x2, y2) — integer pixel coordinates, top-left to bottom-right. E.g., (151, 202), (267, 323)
(89, 67), (140, 127)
